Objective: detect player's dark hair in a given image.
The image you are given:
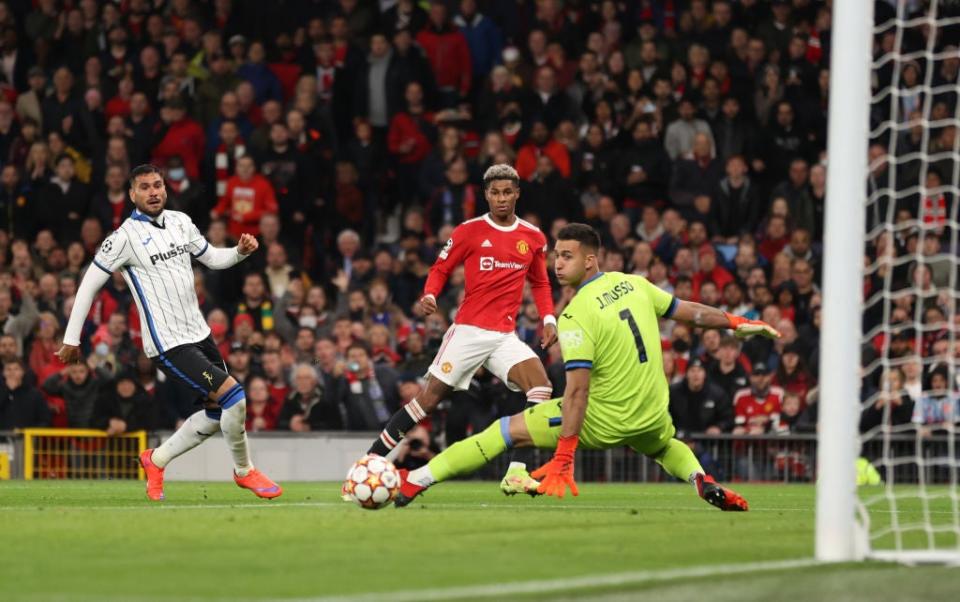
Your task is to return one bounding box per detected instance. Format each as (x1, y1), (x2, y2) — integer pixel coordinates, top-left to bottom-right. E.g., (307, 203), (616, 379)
(128, 164), (163, 189)
(557, 223), (601, 252)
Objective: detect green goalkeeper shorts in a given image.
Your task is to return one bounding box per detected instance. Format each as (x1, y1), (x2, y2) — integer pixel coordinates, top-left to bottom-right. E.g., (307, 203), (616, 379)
(523, 398), (677, 456)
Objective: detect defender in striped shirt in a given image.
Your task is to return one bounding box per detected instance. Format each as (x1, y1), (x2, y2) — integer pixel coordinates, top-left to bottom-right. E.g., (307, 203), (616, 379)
(57, 164), (282, 501)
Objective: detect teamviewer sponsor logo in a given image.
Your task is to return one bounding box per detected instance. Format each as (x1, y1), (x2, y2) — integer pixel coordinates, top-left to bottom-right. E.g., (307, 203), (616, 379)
(480, 256), (524, 271)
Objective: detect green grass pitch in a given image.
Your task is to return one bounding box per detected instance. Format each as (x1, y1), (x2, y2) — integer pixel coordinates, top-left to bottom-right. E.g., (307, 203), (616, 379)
(0, 481), (957, 601)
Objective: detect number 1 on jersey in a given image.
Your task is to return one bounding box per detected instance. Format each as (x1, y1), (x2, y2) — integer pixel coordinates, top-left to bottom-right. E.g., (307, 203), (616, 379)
(619, 309), (648, 363)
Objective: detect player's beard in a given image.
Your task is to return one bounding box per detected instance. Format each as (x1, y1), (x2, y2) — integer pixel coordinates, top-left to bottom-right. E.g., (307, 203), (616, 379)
(139, 196), (166, 217)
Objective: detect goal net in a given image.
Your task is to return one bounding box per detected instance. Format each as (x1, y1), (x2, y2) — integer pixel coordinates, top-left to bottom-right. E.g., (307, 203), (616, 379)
(823, 0), (960, 564)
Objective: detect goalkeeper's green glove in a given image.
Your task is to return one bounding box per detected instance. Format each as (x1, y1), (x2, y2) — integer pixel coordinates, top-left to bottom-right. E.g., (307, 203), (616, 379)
(531, 435), (579, 498)
(724, 312), (782, 340)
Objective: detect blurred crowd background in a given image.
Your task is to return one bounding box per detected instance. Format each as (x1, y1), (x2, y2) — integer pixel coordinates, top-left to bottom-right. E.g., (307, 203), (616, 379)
(0, 0), (957, 470)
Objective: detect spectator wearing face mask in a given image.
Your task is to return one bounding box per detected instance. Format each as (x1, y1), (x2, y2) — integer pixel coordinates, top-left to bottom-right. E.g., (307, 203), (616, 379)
(162, 156), (206, 219)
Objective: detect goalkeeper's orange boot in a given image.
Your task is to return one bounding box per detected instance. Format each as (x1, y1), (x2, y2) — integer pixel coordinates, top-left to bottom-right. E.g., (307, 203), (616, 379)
(139, 448), (164, 501)
(696, 473), (749, 511)
(394, 469), (427, 508)
(234, 468), (283, 499)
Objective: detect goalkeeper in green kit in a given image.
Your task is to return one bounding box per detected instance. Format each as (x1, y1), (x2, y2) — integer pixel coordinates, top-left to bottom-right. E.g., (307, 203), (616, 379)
(395, 224), (780, 510)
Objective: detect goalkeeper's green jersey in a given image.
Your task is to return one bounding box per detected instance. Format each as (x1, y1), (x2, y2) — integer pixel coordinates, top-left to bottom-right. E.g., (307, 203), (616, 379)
(558, 271), (678, 442)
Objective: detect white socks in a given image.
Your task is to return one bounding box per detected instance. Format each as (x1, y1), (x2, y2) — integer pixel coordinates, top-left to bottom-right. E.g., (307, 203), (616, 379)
(408, 464), (436, 488)
(220, 399), (253, 477)
(526, 386), (552, 404)
(152, 410), (221, 468)
(150, 389), (254, 478)
(689, 471), (705, 494)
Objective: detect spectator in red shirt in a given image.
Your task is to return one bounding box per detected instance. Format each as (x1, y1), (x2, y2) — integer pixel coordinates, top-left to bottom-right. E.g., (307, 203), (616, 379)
(105, 77), (135, 120)
(416, 0), (472, 106)
(245, 375), (278, 432)
(151, 98), (205, 180)
(211, 155), (278, 239)
(692, 244), (734, 300)
(261, 349), (290, 413)
(515, 119), (570, 180)
(388, 81), (436, 205)
(29, 312), (66, 381)
(733, 362), (784, 435)
(758, 214), (790, 261)
(388, 82), (435, 165)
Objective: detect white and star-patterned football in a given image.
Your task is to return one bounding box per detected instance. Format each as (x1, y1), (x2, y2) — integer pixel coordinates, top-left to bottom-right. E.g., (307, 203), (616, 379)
(341, 454), (401, 510)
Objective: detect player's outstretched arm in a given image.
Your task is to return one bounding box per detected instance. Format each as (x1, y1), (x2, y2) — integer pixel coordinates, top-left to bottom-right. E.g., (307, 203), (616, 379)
(671, 299), (781, 339)
(420, 229), (469, 314)
(531, 368), (590, 498)
(193, 233), (257, 270)
(57, 266), (112, 364)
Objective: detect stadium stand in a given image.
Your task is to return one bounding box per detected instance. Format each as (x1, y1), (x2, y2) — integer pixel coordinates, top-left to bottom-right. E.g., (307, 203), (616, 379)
(0, 1), (953, 482)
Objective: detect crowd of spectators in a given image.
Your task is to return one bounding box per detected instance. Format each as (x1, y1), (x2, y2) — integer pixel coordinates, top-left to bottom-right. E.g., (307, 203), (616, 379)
(0, 0), (957, 462)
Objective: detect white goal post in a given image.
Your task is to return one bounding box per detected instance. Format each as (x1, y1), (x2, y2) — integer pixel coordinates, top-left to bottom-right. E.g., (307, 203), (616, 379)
(816, 0), (873, 562)
(817, 0), (960, 565)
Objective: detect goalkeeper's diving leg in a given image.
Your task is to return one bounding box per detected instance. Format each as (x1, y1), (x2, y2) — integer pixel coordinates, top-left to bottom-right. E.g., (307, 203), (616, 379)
(396, 409), (534, 507)
(396, 401), (748, 511)
(628, 412), (748, 511)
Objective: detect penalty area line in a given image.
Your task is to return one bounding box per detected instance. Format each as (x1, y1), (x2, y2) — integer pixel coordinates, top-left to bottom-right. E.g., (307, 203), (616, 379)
(298, 558), (821, 602)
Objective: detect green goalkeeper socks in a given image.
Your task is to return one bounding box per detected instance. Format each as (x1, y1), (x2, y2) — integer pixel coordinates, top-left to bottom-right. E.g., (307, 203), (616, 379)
(418, 417), (511, 485)
(652, 438), (704, 483)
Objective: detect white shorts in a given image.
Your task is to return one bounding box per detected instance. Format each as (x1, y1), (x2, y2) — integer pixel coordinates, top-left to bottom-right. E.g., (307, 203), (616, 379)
(427, 323), (538, 392)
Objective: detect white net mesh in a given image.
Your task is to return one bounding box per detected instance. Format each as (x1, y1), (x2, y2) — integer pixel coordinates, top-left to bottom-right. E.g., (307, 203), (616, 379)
(859, 0), (960, 562)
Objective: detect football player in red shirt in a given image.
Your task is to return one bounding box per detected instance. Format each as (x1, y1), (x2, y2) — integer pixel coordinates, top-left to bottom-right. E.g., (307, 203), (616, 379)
(365, 164), (558, 495)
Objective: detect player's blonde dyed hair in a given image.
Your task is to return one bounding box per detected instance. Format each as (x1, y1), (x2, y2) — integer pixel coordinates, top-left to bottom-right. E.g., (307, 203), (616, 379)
(482, 163), (519, 189)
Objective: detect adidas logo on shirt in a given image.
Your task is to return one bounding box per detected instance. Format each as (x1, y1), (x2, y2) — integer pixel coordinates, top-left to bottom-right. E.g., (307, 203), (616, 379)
(481, 239), (493, 247)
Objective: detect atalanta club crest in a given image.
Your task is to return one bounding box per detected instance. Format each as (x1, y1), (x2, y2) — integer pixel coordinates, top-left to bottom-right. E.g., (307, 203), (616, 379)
(559, 329), (584, 349)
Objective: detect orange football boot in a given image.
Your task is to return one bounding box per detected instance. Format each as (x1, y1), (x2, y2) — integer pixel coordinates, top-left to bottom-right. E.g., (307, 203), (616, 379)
(234, 468), (283, 499)
(139, 448), (165, 501)
(696, 473), (749, 511)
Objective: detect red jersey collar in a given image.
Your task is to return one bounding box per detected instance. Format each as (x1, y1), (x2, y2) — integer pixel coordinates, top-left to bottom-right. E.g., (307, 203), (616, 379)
(483, 213), (519, 232)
